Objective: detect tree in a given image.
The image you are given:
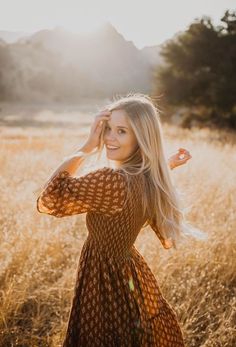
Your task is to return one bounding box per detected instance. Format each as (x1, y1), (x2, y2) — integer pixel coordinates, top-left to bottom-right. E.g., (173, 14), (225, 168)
(154, 10), (236, 129)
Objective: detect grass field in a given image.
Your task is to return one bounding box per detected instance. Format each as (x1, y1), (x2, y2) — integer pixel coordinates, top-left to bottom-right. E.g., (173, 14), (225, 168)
(0, 102), (235, 347)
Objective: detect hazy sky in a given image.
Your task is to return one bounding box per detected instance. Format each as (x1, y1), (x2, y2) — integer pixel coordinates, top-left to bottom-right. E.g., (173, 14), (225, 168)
(0, 0), (235, 48)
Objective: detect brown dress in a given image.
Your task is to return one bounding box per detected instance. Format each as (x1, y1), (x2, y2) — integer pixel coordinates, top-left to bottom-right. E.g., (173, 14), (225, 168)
(37, 166), (185, 347)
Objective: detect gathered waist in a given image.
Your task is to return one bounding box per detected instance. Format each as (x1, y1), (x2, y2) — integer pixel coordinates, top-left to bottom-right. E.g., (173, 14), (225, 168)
(86, 234), (134, 264)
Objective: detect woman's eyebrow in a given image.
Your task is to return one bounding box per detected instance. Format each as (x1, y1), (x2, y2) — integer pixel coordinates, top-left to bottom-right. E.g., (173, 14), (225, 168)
(107, 122), (128, 129)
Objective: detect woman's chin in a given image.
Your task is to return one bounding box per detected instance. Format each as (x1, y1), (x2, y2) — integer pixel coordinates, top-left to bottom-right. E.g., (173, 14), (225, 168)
(106, 150), (119, 157)
(107, 154), (118, 159)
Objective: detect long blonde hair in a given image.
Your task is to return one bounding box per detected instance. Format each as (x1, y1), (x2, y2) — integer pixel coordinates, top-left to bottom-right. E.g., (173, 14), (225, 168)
(91, 93), (207, 249)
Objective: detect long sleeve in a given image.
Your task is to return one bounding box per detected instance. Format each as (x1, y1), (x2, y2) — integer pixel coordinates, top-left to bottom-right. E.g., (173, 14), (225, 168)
(36, 167), (128, 218)
(149, 218), (173, 249)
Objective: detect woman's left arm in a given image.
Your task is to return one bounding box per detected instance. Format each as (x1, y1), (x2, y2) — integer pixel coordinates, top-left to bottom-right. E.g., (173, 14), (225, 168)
(168, 148), (192, 170)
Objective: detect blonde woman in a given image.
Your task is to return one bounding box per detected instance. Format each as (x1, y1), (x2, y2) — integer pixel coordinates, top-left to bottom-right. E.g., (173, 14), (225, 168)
(37, 93), (195, 346)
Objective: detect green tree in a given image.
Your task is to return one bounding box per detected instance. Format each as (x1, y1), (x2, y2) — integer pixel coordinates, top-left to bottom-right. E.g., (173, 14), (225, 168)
(155, 10), (236, 129)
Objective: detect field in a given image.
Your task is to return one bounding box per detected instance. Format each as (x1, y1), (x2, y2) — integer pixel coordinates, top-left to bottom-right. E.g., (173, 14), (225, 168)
(0, 101), (235, 347)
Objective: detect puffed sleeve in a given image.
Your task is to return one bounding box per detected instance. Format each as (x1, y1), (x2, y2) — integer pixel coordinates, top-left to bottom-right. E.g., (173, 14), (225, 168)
(36, 167), (128, 218)
(149, 218), (173, 249)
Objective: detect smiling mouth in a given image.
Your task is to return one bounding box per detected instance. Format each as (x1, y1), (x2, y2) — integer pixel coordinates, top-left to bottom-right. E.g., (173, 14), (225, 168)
(106, 145), (120, 150)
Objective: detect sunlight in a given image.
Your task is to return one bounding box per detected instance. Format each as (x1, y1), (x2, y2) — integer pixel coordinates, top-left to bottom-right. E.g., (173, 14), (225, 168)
(63, 17), (104, 34)
(1, 0), (235, 48)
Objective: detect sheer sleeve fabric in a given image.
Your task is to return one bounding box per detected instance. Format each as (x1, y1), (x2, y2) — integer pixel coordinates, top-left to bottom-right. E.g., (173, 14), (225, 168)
(36, 167), (127, 218)
(149, 219), (173, 249)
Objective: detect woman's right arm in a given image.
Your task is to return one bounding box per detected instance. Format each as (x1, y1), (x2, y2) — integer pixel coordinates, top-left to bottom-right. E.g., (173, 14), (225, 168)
(41, 109), (112, 189)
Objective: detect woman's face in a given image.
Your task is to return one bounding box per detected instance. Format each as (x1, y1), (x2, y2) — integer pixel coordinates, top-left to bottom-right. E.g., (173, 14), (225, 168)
(103, 109), (139, 165)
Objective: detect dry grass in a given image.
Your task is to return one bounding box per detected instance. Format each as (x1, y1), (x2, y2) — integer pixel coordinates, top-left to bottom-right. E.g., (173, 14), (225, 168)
(0, 104), (235, 347)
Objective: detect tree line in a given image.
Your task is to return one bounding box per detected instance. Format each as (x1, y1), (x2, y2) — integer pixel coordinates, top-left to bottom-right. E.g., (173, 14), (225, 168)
(154, 10), (236, 129)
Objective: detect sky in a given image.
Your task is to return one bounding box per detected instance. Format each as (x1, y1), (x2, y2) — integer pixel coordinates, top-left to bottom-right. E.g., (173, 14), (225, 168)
(0, 0), (235, 48)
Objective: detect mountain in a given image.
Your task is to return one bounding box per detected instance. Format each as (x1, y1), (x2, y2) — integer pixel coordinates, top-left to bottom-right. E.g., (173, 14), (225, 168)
(0, 23), (164, 101)
(0, 30), (29, 43)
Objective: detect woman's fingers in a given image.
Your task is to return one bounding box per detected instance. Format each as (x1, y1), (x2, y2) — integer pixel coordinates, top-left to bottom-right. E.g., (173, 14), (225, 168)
(96, 110), (111, 117)
(96, 119), (110, 132)
(179, 157), (189, 163)
(94, 113), (111, 130)
(83, 110), (111, 152)
(95, 112), (111, 123)
(178, 148), (192, 159)
(169, 148), (192, 169)
(179, 148), (189, 154)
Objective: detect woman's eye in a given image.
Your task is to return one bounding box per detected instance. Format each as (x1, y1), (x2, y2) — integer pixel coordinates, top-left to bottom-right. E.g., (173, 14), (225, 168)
(105, 126), (125, 134)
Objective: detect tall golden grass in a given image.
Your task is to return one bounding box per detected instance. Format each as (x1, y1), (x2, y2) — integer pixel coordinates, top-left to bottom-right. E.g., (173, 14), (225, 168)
(0, 118), (235, 347)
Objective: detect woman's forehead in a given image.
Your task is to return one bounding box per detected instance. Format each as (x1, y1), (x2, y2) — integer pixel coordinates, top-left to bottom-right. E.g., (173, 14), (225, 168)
(108, 109), (130, 128)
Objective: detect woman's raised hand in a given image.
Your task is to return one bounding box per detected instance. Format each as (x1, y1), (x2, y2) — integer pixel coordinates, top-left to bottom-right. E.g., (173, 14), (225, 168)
(168, 148), (192, 170)
(82, 109), (111, 153)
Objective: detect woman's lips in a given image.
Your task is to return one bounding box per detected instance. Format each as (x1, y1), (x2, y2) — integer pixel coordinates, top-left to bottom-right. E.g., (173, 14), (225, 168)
(106, 145), (120, 150)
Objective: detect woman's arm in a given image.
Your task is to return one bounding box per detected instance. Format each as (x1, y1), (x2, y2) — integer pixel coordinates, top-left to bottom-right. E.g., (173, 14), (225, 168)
(41, 145), (92, 190)
(41, 109), (112, 189)
(168, 159), (175, 170)
(168, 148), (192, 170)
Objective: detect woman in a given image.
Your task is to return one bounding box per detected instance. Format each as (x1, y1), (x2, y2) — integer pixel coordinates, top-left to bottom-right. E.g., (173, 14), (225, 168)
(37, 93), (193, 346)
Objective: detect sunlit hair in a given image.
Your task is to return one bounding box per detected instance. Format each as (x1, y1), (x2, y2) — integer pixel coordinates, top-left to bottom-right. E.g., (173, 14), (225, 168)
(90, 92), (207, 250)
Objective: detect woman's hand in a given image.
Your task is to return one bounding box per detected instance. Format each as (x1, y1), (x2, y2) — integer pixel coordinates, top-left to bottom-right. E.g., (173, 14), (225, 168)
(168, 148), (192, 170)
(81, 109), (111, 153)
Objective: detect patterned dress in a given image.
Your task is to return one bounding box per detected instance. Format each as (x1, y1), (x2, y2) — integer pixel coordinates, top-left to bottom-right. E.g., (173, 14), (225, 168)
(37, 166), (185, 347)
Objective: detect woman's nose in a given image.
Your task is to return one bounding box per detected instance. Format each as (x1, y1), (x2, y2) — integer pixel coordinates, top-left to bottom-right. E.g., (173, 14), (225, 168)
(105, 133), (116, 141)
